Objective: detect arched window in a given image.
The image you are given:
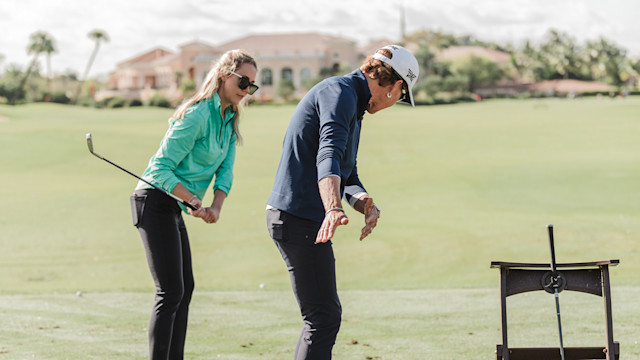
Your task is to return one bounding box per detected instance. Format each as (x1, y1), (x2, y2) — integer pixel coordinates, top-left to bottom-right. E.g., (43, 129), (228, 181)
(281, 67), (293, 82)
(262, 68), (273, 86)
(300, 68), (311, 84)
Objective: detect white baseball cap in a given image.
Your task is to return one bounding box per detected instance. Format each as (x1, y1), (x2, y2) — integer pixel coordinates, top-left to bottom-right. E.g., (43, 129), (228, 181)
(372, 45), (419, 107)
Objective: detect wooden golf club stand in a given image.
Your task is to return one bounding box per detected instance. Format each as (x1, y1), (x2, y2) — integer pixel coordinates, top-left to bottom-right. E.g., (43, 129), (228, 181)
(491, 260), (620, 360)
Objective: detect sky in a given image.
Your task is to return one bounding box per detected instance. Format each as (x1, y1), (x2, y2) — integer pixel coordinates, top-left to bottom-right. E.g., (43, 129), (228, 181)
(1, 0), (639, 78)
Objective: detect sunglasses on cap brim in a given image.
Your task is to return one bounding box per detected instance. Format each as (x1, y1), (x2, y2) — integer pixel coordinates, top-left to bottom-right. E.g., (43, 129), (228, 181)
(392, 69), (408, 102)
(231, 71), (259, 95)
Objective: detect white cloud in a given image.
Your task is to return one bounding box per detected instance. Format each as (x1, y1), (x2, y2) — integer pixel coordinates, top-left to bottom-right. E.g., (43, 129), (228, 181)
(1, 0), (638, 77)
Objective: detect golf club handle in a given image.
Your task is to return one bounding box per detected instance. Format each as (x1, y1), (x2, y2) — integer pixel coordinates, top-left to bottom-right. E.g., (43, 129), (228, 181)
(100, 156), (198, 211)
(547, 224), (558, 276)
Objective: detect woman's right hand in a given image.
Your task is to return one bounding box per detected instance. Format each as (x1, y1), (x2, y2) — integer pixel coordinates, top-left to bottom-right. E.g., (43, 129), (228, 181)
(190, 207), (220, 224)
(187, 195), (203, 209)
(187, 196), (204, 216)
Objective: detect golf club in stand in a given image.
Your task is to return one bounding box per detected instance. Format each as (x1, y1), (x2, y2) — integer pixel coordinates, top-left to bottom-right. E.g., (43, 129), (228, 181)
(547, 224), (566, 360)
(86, 133), (198, 211)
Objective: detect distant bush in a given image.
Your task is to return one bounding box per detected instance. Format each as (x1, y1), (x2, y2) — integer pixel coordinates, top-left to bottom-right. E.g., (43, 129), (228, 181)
(147, 93), (171, 108)
(277, 79), (295, 101)
(49, 91), (71, 104)
(180, 79), (196, 95)
(128, 98), (143, 107)
(94, 97), (110, 108)
(107, 97), (127, 108)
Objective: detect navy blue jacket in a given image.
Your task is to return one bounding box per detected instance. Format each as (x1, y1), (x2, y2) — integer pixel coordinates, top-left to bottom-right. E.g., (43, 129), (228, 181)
(267, 69), (372, 222)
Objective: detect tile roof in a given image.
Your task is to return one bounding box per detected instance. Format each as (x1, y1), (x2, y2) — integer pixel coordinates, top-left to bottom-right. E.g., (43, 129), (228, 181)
(215, 32), (355, 56)
(118, 47), (176, 66)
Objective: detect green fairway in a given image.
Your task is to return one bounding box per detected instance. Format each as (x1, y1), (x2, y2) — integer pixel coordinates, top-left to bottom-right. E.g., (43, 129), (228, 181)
(0, 288), (639, 359)
(0, 98), (639, 358)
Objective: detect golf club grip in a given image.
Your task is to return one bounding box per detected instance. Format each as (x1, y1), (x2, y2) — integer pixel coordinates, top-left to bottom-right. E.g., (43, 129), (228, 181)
(547, 224), (558, 276)
(100, 157), (198, 211)
(142, 179), (199, 211)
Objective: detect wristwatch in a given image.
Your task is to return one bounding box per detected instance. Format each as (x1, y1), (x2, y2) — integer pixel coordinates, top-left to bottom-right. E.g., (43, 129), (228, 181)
(373, 204), (381, 218)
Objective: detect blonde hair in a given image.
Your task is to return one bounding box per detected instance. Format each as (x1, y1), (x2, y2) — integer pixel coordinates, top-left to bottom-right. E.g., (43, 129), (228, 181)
(170, 49), (257, 144)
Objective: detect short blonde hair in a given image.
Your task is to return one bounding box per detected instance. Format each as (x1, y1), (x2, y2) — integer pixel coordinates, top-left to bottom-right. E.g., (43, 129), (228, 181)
(171, 49), (257, 144)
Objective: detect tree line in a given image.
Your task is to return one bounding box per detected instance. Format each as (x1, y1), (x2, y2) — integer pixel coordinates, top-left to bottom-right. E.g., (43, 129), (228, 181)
(407, 29), (640, 103)
(0, 30), (109, 105)
(1, 28), (639, 106)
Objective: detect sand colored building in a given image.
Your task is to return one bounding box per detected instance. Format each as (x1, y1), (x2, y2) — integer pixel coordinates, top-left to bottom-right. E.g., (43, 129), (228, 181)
(101, 33), (358, 102)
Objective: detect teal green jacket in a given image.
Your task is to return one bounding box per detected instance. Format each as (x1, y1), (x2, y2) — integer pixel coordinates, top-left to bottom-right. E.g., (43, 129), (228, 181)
(135, 94), (237, 212)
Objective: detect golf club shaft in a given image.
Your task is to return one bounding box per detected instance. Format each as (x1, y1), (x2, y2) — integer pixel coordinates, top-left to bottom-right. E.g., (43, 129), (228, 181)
(87, 134), (198, 211)
(548, 224), (566, 360)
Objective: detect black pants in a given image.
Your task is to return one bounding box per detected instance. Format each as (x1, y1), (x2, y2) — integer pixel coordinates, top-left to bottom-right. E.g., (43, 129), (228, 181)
(266, 209), (342, 360)
(131, 189), (195, 360)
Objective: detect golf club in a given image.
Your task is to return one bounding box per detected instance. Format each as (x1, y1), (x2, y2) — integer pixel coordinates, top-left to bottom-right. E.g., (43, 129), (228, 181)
(547, 224), (566, 360)
(86, 133), (198, 211)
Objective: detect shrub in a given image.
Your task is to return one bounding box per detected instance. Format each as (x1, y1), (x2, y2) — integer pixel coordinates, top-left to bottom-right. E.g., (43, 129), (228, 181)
(107, 97), (127, 108)
(147, 93), (171, 108)
(94, 97), (110, 108)
(46, 91), (71, 104)
(277, 79), (295, 101)
(128, 98), (143, 107)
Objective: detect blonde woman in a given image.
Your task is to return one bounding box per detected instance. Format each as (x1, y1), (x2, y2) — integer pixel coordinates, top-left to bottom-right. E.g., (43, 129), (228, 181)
(130, 49), (258, 360)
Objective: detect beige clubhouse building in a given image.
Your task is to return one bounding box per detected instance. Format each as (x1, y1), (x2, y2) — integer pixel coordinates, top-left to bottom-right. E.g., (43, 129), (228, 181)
(99, 32), (619, 103)
(101, 33), (362, 102)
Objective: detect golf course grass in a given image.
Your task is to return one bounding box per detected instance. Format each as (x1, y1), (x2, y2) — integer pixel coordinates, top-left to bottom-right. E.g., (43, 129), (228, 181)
(0, 97), (638, 358)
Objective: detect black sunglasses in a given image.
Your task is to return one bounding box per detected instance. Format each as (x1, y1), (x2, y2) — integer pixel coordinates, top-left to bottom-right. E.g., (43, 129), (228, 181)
(231, 72), (259, 95)
(392, 70), (408, 102)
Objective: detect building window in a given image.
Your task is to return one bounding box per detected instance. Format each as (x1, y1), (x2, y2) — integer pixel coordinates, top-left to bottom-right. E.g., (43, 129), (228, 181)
(300, 68), (311, 84)
(262, 68), (273, 86)
(281, 67), (293, 82)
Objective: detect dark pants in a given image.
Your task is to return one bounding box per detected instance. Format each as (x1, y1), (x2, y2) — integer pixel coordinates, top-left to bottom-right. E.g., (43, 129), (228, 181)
(266, 209), (342, 360)
(131, 189), (195, 360)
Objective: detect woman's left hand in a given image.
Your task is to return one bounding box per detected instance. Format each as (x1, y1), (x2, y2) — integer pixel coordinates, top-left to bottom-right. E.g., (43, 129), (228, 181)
(360, 197), (379, 240)
(192, 207), (220, 224)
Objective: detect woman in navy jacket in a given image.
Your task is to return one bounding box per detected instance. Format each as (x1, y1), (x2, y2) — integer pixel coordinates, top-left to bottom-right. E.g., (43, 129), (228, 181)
(266, 45), (419, 360)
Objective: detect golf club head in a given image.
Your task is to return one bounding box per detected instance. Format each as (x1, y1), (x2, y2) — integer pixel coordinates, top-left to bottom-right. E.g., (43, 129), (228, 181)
(86, 133), (94, 152)
(86, 132), (102, 158)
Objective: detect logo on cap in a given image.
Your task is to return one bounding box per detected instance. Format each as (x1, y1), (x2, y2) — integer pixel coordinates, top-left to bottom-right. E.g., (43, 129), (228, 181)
(406, 68), (417, 82)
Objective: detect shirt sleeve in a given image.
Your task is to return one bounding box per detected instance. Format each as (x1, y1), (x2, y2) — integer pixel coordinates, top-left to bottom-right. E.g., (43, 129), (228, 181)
(315, 83), (357, 181)
(343, 160), (367, 204)
(145, 108), (205, 193)
(212, 132), (237, 195)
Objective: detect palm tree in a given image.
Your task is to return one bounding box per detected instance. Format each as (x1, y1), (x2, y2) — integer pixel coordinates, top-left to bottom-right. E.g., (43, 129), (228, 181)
(75, 29), (109, 101)
(10, 31), (55, 105)
(42, 36), (56, 92)
(82, 29), (110, 81)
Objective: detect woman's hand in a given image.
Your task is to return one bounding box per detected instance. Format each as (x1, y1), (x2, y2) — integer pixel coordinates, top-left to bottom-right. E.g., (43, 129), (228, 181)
(316, 209), (349, 244)
(189, 205), (220, 224)
(186, 195), (203, 213)
(183, 189), (226, 224)
(192, 207), (220, 223)
(360, 197), (379, 240)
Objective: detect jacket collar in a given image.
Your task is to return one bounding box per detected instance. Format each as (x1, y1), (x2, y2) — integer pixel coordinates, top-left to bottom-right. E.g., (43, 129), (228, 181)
(349, 69), (371, 121)
(210, 93), (236, 123)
